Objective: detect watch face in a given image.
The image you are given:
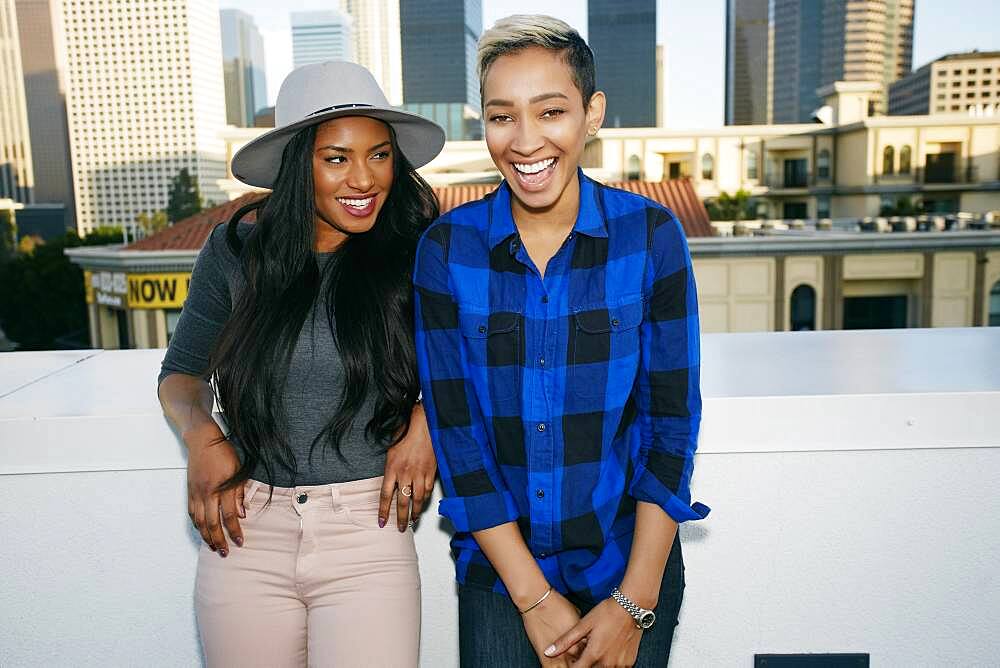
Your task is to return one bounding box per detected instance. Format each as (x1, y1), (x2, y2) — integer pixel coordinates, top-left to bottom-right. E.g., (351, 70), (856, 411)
(639, 611), (656, 629)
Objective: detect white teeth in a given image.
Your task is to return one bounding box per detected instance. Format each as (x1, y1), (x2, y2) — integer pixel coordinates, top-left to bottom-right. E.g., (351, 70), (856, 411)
(337, 197), (373, 208)
(513, 158), (555, 174)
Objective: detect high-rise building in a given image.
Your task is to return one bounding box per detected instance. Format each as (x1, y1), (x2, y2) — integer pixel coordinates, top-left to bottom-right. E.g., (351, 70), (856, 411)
(14, 0), (75, 230)
(400, 0), (481, 140)
(220, 9), (267, 128)
(728, 0), (915, 125)
(771, 0), (825, 124)
(291, 10), (354, 68)
(890, 51), (1000, 116)
(51, 0), (227, 233)
(588, 0), (656, 128)
(345, 0), (402, 106)
(0, 0), (35, 204)
(725, 0), (772, 125)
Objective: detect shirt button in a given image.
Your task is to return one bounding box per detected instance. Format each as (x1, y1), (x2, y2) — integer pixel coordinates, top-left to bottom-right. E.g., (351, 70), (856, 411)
(478, 325), (486, 333)
(611, 318), (620, 327)
(541, 295), (549, 303)
(539, 552), (548, 558)
(537, 423), (546, 432)
(536, 489), (545, 499)
(296, 493), (308, 504)
(539, 357), (545, 367)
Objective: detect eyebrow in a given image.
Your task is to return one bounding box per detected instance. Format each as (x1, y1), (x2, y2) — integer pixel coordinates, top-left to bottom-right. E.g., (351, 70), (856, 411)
(317, 140), (391, 153)
(484, 92), (570, 107)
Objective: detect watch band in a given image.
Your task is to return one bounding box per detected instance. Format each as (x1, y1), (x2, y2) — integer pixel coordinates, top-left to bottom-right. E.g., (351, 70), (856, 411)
(611, 587), (655, 629)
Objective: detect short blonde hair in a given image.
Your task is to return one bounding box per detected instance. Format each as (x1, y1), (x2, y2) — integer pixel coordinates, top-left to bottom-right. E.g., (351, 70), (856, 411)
(477, 14), (596, 107)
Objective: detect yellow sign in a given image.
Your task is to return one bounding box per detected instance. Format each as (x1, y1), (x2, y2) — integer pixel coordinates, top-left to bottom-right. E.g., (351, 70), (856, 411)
(83, 270), (95, 304)
(127, 273), (191, 309)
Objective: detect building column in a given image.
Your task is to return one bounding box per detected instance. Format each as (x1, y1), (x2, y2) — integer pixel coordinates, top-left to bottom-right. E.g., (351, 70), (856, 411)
(774, 255), (786, 331)
(973, 249), (987, 326)
(920, 251), (935, 327)
(823, 255), (844, 330)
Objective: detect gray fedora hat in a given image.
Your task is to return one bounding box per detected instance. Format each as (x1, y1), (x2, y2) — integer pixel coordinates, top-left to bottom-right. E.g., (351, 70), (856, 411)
(231, 61), (445, 188)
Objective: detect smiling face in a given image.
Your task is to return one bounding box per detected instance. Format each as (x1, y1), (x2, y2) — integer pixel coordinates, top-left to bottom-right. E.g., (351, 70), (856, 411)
(311, 116), (395, 250)
(482, 46), (605, 219)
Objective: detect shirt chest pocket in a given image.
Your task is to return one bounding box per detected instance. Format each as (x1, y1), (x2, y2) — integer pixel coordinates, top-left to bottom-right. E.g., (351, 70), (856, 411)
(458, 309), (523, 404)
(568, 297), (644, 401)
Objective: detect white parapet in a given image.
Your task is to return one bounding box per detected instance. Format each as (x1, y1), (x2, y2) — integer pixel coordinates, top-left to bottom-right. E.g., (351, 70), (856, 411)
(1, 328), (999, 666)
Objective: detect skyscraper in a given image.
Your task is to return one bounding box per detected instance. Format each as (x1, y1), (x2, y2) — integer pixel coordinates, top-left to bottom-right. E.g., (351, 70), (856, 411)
(0, 0), (35, 204)
(346, 0), (402, 106)
(725, 0), (773, 125)
(588, 0), (656, 128)
(726, 0), (915, 125)
(400, 0), (482, 140)
(772, 0), (825, 124)
(220, 9), (267, 128)
(14, 0), (75, 229)
(41, 0), (227, 233)
(291, 10), (355, 68)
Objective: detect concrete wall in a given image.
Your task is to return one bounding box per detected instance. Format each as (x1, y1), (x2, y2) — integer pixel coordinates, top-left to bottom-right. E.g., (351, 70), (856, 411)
(3, 332), (999, 667)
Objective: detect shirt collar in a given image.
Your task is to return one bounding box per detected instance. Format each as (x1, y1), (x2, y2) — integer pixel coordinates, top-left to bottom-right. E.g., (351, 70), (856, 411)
(487, 168), (609, 250)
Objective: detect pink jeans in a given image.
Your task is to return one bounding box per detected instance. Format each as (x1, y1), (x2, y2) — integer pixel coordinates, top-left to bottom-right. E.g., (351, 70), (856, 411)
(194, 476), (420, 667)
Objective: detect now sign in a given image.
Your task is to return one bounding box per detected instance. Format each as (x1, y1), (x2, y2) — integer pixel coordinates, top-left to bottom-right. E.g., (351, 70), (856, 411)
(127, 273), (191, 309)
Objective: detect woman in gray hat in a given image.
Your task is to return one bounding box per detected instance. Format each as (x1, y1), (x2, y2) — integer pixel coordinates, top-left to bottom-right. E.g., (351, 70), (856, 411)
(157, 61), (445, 666)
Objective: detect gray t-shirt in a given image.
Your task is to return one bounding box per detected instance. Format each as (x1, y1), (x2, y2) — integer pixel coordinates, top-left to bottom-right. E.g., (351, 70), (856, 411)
(158, 223), (386, 486)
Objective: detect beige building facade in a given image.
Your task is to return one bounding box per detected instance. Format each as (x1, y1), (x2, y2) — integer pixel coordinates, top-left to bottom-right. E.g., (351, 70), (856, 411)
(589, 83), (1000, 221)
(66, 231), (1000, 347)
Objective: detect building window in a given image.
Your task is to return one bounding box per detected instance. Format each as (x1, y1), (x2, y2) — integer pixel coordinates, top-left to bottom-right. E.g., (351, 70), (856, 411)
(817, 196), (831, 219)
(899, 145), (912, 174)
(790, 285), (817, 331)
(883, 146), (895, 175)
(990, 281), (1000, 326)
(746, 149), (758, 180)
(701, 154), (714, 180)
(626, 155), (641, 180)
(817, 149), (831, 179)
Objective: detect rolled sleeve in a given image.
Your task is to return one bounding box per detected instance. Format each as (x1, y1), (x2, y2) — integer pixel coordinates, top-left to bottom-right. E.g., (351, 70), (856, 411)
(630, 208), (710, 522)
(414, 223), (520, 533)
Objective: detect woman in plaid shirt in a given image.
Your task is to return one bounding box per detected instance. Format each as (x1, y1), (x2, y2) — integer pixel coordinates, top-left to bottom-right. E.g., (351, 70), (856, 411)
(414, 15), (709, 668)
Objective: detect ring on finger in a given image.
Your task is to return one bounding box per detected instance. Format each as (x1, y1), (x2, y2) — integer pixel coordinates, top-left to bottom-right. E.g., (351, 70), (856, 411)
(401, 484), (413, 497)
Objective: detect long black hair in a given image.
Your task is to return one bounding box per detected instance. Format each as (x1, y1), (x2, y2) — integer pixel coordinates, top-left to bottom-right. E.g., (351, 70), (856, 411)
(206, 121), (439, 490)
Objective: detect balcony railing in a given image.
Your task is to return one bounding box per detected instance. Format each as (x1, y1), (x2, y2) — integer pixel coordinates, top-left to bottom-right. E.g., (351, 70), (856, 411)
(2, 329), (1000, 666)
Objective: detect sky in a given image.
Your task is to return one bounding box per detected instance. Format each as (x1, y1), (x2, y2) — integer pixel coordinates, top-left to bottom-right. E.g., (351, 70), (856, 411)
(220, 0), (1000, 129)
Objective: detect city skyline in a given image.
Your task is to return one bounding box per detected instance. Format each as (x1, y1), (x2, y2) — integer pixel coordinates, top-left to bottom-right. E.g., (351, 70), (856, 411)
(221, 0), (999, 129)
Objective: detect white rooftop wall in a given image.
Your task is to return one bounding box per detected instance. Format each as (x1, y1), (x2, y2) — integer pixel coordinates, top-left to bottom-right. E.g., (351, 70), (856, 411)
(1, 329), (999, 666)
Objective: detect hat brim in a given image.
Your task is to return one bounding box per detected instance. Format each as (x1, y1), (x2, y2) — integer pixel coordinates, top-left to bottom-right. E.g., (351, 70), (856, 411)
(231, 107), (446, 189)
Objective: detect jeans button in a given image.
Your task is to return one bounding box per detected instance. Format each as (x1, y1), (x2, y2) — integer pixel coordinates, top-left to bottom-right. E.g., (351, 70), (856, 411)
(296, 493), (308, 504)
(537, 423), (546, 432)
(536, 489), (545, 499)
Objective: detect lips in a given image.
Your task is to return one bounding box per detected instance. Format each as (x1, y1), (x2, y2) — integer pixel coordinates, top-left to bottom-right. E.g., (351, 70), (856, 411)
(510, 157), (558, 191)
(336, 194), (378, 218)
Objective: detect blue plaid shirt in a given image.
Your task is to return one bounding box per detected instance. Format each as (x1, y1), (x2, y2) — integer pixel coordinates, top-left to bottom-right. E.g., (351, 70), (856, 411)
(414, 170), (708, 603)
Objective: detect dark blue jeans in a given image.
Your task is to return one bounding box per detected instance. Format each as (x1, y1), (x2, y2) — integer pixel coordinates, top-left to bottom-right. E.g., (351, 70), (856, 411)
(458, 534), (685, 667)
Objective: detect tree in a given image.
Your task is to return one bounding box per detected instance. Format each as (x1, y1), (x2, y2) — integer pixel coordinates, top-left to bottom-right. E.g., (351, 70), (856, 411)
(0, 209), (15, 261)
(166, 168), (203, 222)
(137, 210), (170, 236)
(0, 227), (122, 350)
(706, 189), (754, 221)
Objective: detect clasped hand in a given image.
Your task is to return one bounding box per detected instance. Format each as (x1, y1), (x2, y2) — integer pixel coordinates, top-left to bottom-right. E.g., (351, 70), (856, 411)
(539, 597), (643, 668)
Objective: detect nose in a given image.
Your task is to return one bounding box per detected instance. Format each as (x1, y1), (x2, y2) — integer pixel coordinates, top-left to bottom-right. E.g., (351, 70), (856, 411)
(346, 159), (375, 192)
(510, 117), (544, 157)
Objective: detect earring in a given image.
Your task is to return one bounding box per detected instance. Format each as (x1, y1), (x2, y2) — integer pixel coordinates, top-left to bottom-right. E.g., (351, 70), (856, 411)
(588, 127), (598, 136)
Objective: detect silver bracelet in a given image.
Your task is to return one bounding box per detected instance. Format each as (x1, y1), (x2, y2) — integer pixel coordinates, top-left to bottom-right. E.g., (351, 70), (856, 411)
(518, 586), (552, 614)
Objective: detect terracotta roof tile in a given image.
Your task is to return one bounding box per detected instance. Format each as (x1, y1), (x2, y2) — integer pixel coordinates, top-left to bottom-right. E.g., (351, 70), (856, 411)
(126, 178), (712, 252)
(126, 193), (264, 251)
